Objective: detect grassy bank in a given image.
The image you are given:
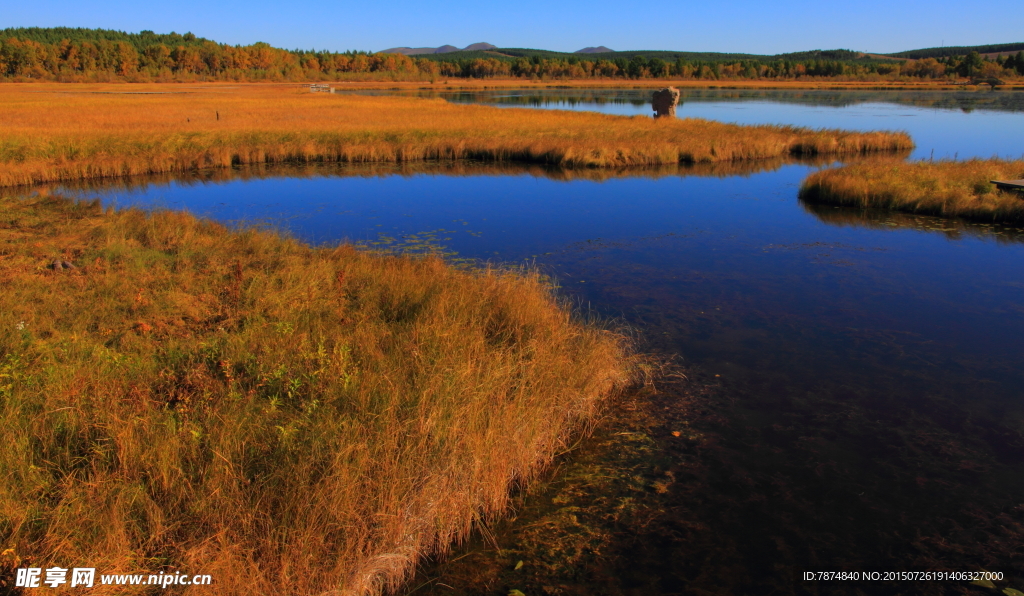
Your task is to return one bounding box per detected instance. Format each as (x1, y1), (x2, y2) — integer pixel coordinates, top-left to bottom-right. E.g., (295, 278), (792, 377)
(0, 83), (913, 187)
(0, 194), (632, 595)
(800, 158), (1024, 223)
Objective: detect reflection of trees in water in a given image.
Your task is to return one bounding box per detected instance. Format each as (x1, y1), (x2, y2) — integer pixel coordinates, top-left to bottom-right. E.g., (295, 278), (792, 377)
(409, 90), (653, 108)
(801, 201), (1024, 244)
(678, 88), (1024, 112)
(8, 156), (859, 200)
(355, 88), (1024, 113)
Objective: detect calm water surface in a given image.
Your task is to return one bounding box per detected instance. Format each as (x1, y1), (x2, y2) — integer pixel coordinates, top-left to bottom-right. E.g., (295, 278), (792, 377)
(42, 90), (1024, 593)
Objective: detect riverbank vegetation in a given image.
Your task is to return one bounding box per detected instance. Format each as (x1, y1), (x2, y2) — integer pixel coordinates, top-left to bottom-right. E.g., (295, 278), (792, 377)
(0, 192), (634, 595)
(800, 159), (1024, 223)
(2, 27), (1022, 83)
(0, 84), (913, 187)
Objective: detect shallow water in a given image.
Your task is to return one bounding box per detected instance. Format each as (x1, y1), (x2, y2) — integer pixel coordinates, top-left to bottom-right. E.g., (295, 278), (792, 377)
(30, 90), (1024, 593)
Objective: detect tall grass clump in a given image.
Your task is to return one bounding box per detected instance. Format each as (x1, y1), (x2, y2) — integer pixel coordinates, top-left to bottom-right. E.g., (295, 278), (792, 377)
(0, 194), (633, 595)
(800, 158), (1024, 223)
(0, 83), (913, 187)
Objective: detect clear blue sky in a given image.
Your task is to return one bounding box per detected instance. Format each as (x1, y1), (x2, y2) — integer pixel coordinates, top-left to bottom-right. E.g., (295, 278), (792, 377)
(3, 0), (1017, 55)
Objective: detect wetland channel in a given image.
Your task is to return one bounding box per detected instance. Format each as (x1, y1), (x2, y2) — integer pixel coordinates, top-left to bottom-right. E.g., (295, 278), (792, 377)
(23, 88), (1024, 595)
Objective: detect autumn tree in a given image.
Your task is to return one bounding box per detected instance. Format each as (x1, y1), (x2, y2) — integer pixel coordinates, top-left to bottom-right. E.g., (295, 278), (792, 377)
(115, 41), (138, 75)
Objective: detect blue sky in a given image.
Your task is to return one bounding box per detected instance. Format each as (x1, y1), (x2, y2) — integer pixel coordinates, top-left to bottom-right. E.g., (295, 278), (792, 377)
(3, 0), (1016, 55)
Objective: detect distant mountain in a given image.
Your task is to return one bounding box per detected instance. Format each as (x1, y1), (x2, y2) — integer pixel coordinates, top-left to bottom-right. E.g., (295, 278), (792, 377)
(575, 46), (613, 54)
(380, 47), (437, 55)
(380, 42), (496, 56)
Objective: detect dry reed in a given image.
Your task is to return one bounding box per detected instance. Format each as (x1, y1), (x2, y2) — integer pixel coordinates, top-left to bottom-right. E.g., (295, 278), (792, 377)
(0, 83), (913, 188)
(800, 158), (1024, 223)
(0, 194), (633, 595)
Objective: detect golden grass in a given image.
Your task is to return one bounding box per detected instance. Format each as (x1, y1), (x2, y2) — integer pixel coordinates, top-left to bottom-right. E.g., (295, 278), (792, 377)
(0, 83), (913, 187)
(0, 194), (634, 595)
(800, 158), (1024, 223)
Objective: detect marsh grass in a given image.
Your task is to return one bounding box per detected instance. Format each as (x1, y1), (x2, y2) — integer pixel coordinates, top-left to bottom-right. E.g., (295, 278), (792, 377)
(799, 158), (1024, 223)
(0, 194), (633, 595)
(0, 84), (913, 187)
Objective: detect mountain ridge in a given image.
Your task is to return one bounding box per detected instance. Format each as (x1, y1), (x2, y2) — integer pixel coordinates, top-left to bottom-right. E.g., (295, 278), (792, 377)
(380, 42), (497, 55)
(377, 41), (1022, 61)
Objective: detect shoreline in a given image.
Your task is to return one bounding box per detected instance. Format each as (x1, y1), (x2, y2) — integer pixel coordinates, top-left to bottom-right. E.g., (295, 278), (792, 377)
(0, 83), (912, 189)
(6, 79), (1024, 91)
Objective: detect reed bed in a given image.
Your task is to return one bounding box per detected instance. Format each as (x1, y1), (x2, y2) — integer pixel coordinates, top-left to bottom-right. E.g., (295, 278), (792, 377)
(0, 83), (912, 187)
(800, 158), (1024, 223)
(0, 194), (634, 595)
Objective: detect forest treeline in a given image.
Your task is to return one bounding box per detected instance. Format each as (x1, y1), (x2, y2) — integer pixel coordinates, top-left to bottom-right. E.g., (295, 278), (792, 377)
(2, 28), (1023, 82)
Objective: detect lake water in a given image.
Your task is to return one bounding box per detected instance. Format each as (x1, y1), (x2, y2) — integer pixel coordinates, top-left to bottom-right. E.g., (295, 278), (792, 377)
(33, 89), (1024, 594)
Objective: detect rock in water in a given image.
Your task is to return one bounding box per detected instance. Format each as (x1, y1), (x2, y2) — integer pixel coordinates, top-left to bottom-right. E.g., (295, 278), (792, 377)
(652, 87), (681, 118)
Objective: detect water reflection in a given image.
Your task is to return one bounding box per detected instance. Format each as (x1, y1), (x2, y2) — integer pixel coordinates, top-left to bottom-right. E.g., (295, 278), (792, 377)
(25, 158), (881, 255)
(802, 202), (1024, 244)
(8, 156), (834, 199)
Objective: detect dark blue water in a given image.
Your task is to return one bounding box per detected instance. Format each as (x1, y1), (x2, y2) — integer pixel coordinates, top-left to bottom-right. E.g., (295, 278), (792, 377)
(44, 90), (1024, 593)
(76, 161), (1024, 401)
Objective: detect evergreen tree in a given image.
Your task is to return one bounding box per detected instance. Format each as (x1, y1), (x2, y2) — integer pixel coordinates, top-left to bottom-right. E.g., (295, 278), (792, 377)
(648, 57), (667, 77)
(626, 55), (646, 78)
(958, 51), (983, 77)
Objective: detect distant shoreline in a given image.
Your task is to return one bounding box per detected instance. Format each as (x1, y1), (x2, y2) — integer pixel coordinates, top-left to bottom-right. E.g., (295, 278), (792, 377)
(5, 79), (1020, 91)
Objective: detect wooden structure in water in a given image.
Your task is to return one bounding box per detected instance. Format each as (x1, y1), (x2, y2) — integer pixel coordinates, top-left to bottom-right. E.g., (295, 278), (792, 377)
(308, 84), (334, 93)
(991, 179), (1024, 191)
